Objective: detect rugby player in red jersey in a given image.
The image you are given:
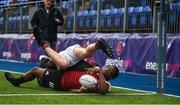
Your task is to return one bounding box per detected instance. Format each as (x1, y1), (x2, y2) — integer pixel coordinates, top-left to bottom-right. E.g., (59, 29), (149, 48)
(5, 27), (119, 94)
(4, 65), (119, 94)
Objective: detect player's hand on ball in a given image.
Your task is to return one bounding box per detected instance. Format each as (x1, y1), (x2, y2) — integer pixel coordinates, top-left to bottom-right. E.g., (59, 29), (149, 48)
(79, 75), (98, 89)
(85, 68), (100, 76)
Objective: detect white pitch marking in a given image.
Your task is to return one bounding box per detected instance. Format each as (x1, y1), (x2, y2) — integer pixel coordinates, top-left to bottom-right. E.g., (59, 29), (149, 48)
(0, 93), (153, 97)
(113, 86), (180, 98)
(1, 70), (180, 98)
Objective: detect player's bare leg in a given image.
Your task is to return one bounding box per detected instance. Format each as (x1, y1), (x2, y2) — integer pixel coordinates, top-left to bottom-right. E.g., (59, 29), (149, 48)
(4, 67), (46, 87)
(74, 43), (97, 59)
(74, 38), (114, 59)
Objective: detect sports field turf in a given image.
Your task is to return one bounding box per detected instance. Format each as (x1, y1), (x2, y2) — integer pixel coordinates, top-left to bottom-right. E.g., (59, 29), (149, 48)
(0, 70), (180, 104)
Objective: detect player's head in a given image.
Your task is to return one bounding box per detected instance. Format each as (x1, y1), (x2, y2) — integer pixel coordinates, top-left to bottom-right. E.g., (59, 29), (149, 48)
(44, 0), (53, 9)
(102, 65), (119, 81)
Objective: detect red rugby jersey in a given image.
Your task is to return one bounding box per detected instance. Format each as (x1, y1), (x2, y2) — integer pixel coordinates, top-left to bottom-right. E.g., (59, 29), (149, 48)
(60, 71), (86, 90)
(60, 70), (111, 92)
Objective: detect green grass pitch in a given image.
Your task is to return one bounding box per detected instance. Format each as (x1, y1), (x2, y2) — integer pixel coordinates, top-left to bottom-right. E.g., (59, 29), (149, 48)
(0, 70), (180, 104)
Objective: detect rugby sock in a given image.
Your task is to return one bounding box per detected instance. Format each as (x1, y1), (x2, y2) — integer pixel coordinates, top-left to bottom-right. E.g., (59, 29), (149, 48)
(15, 76), (25, 84)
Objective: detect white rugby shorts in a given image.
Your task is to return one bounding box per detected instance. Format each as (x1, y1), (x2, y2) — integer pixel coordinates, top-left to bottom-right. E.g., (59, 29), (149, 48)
(59, 44), (81, 67)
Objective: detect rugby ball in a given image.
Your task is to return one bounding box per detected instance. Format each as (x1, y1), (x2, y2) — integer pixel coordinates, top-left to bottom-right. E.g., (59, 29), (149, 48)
(79, 74), (98, 89)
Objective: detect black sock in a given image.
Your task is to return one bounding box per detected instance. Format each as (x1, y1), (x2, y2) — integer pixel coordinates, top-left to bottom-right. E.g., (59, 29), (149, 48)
(15, 76), (25, 84)
(5, 72), (24, 87)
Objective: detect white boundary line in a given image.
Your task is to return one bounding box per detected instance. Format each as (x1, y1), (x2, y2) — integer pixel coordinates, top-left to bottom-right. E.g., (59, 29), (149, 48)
(0, 69), (24, 74)
(0, 93), (153, 97)
(113, 86), (180, 98)
(0, 70), (180, 98)
(0, 103), (179, 105)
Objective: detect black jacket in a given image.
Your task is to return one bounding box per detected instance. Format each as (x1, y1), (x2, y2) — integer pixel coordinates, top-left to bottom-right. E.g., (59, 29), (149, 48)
(31, 5), (64, 41)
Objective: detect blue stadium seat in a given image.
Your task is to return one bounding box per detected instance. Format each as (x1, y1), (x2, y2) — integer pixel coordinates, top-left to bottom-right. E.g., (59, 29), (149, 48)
(77, 11), (83, 27)
(8, 17), (13, 30)
(130, 6), (143, 26)
(0, 17), (4, 30)
(0, 17), (3, 24)
(16, 16), (20, 30)
(112, 8), (124, 27)
(140, 0), (148, 6)
(140, 6), (152, 26)
(62, 1), (68, 9)
(100, 9), (113, 27)
(17, 0), (28, 4)
(169, 12), (177, 25)
(0, 1), (3, 5)
(100, 9), (106, 27)
(90, 0), (98, 10)
(128, 7), (135, 14)
(7, 0), (11, 5)
(22, 15), (29, 30)
(177, 1), (180, 14)
(143, 6), (152, 13)
(101, 9), (113, 27)
(69, 0), (74, 12)
(169, 0), (180, 25)
(0, 0), (7, 5)
(128, 7), (135, 26)
(136, 6), (144, 13)
(77, 10), (88, 28)
(107, 9), (114, 27)
(85, 12), (91, 27)
(82, 10), (89, 27)
(171, 1), (180, 9)
(66, 13), (74, 28)
(12, 16), (16, 30)
(0, 8), (3, 13)
(88, 10), (97, 27)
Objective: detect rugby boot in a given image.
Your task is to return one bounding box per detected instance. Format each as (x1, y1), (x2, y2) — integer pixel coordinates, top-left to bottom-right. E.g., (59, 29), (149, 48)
(96, 38), (115, 59)
(4, 72), (21, 87)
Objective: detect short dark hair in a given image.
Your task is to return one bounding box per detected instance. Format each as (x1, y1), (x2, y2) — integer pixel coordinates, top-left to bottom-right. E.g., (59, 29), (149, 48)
(112, 66), (119, 79)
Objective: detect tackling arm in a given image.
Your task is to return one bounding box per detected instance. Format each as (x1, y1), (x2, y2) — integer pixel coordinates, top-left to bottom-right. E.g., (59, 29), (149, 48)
(83, 67), (109, 94)
(97, 68), (109, 95)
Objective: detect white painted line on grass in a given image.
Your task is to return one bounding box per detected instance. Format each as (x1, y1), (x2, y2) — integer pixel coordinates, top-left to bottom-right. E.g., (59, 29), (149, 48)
(0, 69), (24, 74)
(112, 86), (156, 94)
(0, 93), (153, 97)
(113, 86), (180, 98)
(0, 104), (179, 105)
(0, 70), (179, 98)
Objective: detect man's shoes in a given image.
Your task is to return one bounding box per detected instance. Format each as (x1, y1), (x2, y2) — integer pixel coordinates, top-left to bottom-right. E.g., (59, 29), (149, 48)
(96, 38), (115, 59)
(4, 72), (20, 87)
(39, 55), (50, 62)
(39, 55), (51, 68)
(39, 55), (57, 69)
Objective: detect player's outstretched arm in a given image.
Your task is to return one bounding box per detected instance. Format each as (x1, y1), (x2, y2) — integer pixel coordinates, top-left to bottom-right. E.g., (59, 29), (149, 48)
(96, 68), (109, 95)
(83, 67), (109, 94)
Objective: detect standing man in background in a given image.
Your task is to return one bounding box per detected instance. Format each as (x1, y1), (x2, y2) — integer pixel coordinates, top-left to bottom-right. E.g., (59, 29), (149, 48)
(31, 0), (64, 51)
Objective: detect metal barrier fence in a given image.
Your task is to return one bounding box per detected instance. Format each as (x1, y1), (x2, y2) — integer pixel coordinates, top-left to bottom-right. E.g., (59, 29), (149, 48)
(0, 0), (179, 34)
